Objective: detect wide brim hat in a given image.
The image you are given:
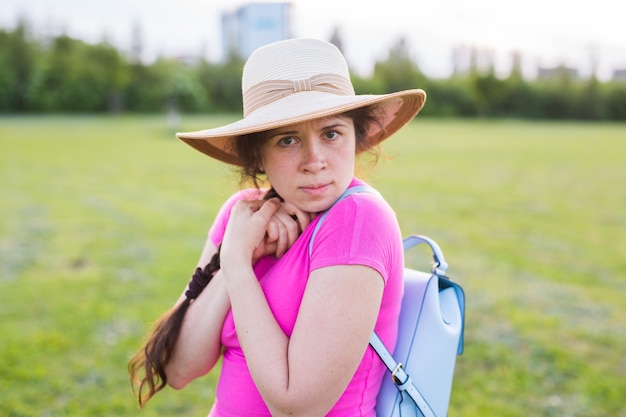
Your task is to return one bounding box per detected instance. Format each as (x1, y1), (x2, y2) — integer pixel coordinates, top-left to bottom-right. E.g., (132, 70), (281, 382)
(176, 38), (426, 166)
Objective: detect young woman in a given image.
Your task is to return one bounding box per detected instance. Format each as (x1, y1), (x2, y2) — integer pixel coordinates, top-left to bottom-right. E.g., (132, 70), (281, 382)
(129, 38), (426, 416)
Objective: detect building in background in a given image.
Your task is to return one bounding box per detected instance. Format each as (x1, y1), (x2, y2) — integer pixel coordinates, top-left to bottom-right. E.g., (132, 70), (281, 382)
(537, 65), (580, 80)
(221, 2), (292, 60)
(613, 68), (626, 81)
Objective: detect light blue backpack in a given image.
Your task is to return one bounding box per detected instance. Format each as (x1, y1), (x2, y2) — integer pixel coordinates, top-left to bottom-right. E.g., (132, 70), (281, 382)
(310, 185), (465, 417)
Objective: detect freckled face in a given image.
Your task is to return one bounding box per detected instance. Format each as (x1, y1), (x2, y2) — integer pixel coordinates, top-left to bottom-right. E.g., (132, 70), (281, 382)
(260, 116), (356, 213)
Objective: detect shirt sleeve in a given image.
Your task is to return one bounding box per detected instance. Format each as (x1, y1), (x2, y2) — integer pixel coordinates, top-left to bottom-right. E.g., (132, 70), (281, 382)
(308, 193), (403, 284)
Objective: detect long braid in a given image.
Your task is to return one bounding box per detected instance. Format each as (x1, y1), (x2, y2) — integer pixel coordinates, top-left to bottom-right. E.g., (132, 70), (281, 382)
(129, 188), (278, 407)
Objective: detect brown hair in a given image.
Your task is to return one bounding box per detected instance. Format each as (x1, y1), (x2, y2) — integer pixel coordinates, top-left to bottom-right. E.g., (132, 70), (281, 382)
(127, 258), (221, 406)
(127, 105), (383, 406)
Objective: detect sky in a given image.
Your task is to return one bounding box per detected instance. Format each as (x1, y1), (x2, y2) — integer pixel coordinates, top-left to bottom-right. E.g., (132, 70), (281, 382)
(2, 0), (625, 81)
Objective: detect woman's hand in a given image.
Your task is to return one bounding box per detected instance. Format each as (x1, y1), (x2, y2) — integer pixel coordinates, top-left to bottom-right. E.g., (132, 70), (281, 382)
(221, 198), (316, 268)
(264, 200), (315, 258)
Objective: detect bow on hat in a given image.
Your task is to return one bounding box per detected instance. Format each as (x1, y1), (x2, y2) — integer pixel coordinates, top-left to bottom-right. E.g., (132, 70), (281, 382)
(243, 73), (355, 117)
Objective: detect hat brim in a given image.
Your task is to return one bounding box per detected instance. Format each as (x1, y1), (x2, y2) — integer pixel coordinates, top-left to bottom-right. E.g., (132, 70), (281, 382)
(176, 89), (426, 166)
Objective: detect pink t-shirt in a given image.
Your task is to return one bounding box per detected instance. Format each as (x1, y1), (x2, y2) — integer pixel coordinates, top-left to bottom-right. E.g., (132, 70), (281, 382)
(207, 179), (403, 416)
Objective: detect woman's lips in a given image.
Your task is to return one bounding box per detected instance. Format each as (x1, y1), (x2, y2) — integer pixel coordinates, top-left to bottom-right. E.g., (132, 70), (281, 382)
(300, 183), (330, 196)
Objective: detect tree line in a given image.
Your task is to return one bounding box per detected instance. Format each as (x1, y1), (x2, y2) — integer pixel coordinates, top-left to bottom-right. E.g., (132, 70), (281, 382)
(1, 22), (625, 120)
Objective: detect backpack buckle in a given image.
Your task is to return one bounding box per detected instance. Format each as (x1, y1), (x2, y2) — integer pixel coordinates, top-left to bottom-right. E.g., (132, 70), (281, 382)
(392, 362), (407, 385)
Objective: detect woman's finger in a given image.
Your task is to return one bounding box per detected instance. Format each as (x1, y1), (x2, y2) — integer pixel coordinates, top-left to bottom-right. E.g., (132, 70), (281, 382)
(273, 219), (289, 258)
(281, 202), (317, 233)
(272, 208), (300, 247)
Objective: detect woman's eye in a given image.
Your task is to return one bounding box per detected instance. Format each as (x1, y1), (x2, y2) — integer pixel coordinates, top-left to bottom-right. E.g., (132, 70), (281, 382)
(324, 130), (339, 140)
(278, 136), (297, 146)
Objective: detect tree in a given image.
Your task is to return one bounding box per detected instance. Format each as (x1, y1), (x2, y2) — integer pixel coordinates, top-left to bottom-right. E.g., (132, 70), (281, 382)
(534, 66), (578, 119)
(196, 55), (244, 112)
(153, 58), (207, 112)
(605, 83), (626, 121)
(0, 20), (38, 111)
(122, 61), (161, 112)
(28, 35), (127, 112)
(0, 23), (621, 120)
(371, 37), (426, 94)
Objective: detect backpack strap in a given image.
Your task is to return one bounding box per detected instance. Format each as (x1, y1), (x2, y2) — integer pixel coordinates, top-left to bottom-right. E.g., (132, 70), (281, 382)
(307, 184), (436, 417)
(307, 184), (381, 256)
(370, 332), (437, 417)
(403, 235), (448, 276)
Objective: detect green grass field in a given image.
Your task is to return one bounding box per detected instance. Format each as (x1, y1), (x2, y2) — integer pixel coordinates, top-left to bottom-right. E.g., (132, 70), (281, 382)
(1, 115), (625, 417)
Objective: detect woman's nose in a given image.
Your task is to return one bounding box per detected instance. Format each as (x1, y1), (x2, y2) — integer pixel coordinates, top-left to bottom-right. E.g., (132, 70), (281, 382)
(301, 140), (327, 172)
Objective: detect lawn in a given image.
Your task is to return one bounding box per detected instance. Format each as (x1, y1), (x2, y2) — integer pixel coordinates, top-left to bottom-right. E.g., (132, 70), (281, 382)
(1, 115), (625, 416)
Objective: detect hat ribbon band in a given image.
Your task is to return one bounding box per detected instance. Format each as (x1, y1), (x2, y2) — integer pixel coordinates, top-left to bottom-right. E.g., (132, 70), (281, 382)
(243, 73), (355, 117)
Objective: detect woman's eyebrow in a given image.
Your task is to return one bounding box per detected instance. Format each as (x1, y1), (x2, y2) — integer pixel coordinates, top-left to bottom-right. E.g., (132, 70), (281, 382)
(269, 129), (299, 139)
(321, 123), (346, 130)
(319, 116), (350, 127)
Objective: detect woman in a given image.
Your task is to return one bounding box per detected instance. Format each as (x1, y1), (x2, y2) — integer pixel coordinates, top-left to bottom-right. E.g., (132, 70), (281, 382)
(129, 38), (426, 416)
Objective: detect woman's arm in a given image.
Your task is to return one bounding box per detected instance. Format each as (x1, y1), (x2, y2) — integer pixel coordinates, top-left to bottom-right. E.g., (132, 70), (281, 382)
(165, 238), (231, 389)
(221, 199), (384, 417)
(165, 199), (314, 389)
(229, 263), (382, 417)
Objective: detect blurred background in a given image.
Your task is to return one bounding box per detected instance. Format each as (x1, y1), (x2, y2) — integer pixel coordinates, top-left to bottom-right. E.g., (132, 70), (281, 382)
(1, 2), (625, 417)
(1, 0), (625, 119)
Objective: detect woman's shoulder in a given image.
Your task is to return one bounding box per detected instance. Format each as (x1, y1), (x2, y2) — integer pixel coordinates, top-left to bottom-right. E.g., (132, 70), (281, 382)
(335, 181), (395, 219)
(308, 183), (402, 276)
(335, 192), (396, 227)
(319, 183), (399, 240)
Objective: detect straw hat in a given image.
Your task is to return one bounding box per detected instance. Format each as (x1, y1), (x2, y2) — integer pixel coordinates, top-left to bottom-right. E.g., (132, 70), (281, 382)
(176, 38), (426, 166)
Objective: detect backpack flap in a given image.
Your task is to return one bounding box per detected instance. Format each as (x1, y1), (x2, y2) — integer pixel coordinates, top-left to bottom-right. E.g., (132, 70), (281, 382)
(438, 278), (465, 355)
